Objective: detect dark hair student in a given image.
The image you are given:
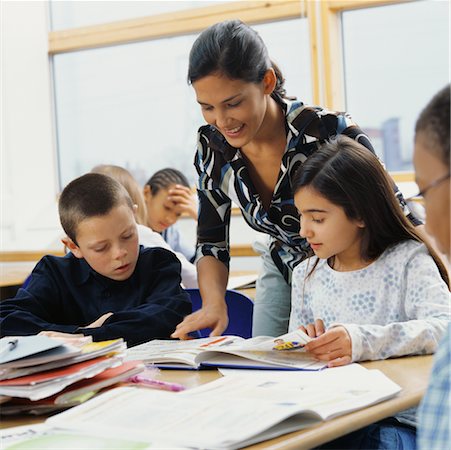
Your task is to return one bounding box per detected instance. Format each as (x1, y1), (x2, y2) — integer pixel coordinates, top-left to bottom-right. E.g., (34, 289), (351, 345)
(172, 19), (420, 340)
(291, 135), (448, 284)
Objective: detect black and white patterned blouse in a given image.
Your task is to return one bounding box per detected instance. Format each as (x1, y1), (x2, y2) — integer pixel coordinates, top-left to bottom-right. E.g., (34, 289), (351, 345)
(194, 99), (417, 284)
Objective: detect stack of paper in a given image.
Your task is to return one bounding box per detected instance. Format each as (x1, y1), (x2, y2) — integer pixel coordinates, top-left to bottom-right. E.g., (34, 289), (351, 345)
(0, 365), (401, 449)
(0, 336), (143, 414)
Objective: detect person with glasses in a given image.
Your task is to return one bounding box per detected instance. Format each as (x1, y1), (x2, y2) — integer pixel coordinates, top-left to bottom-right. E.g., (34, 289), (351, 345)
(415, 84), (450, 450)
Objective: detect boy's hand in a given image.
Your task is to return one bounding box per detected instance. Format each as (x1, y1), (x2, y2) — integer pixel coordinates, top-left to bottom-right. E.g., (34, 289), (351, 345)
(171, 305), (228, 340)
(298, 319), (326, 338)
(85, 312), (113, 328)
(304, 325), (352, 368)
(168, 185), (198, 219)
(39, 331), (85, 339)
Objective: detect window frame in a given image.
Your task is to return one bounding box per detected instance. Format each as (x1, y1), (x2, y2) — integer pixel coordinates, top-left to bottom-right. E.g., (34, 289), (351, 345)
(48, 0), (418, 177)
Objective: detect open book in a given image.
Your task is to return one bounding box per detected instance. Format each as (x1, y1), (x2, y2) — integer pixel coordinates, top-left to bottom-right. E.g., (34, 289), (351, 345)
(17, 365), (400, 450)
(226, 274), (257, 290)
(126, 330), (326, 370)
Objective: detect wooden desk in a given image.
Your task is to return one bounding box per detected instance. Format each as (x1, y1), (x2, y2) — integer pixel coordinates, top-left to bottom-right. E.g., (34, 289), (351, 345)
(0, 262), (38, 300)
(0, 250), (64, 290)
(0, 355), (433, 449)
(0, 262), (37, 288)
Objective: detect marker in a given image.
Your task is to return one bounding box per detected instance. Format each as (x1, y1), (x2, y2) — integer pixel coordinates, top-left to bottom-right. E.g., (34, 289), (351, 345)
(128, 375), (186, 392)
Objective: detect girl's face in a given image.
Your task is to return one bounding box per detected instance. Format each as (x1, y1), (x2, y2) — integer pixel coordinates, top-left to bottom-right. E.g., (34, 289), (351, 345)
(294, 187), (366, 268)
(413, 133), (450, 258)
(192, 71), (274, 148)
(143, 184), (181, 233)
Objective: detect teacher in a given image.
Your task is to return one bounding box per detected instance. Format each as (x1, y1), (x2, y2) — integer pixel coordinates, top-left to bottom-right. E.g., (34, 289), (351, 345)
(172, 19), (418, 338)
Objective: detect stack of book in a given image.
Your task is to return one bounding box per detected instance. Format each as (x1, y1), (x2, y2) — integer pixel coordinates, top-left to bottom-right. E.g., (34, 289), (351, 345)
(0, 335), (143, 414)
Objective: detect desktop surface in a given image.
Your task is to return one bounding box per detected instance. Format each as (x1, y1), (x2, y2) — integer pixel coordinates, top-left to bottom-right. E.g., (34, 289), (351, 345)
(0, 355), (432, 449)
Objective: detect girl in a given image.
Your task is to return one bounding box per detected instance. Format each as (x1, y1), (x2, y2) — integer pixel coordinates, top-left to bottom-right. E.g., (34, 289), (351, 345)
(143, 168), (197, 263)
(91, 165), (198, 288)
(172, 19), (419, 339)
(289, 135), (449, 365)
(289, 135), (450, 448)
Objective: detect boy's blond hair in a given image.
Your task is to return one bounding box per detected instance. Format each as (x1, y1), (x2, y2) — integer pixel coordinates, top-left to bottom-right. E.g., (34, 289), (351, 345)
(91, 164), (148, 225)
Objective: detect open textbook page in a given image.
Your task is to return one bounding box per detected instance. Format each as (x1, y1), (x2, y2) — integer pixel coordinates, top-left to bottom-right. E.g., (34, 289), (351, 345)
(0, 424), (156, 450)
(126, 330), (326, 370)
(38, 365), (401, 450)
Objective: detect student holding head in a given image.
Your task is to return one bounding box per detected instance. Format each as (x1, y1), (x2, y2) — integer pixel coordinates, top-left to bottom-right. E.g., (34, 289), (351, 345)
(172, 19), (420, 339)
(288, 135), (449, 448)
(415, 85), (450, 450)
(92, 164), (198, 288)
(0, 173), (191, 347)
(143, 168), (197, 263)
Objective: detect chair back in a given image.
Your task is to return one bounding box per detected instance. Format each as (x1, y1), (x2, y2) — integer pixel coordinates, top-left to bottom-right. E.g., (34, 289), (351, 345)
(185, 289), (253, 338)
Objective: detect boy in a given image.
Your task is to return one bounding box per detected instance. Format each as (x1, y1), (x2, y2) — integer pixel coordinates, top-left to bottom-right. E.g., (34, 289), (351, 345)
(0, 173), (191, 347)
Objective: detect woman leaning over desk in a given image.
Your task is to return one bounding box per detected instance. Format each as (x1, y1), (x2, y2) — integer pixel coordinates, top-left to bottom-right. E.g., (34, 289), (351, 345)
(172, 19), (420, 339)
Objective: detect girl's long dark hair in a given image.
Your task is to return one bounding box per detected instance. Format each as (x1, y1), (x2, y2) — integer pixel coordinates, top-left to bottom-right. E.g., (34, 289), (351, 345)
(292, 135), (449, 285)
(188, 19), (293, 103)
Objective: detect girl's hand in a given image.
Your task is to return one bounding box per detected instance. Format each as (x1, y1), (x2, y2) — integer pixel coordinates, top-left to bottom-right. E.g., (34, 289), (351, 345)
(304, 325), (352, 367)
(298, 319), (326, 338)
(168, 185), (197, 219)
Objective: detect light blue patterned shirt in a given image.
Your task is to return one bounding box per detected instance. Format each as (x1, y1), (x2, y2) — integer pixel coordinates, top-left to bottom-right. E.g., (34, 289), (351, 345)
(289, 239), (450, 426)
(418, 323), (451, 449)
(289, 240), (450, 361)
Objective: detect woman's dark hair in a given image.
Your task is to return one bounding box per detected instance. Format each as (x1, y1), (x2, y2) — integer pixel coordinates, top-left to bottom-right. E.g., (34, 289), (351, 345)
(145, 168), (190, 195)
(188, 19), (291, 103)
(415, 84), (450, 166)
(291, 135), (449, 285)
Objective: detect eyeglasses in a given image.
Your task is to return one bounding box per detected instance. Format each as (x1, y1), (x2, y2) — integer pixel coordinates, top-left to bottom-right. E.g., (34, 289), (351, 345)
(406, 172), (450, 202)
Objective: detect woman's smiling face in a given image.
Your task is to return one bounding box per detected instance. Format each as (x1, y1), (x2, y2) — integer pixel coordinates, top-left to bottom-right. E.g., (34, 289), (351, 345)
(193, 72), (271, 148)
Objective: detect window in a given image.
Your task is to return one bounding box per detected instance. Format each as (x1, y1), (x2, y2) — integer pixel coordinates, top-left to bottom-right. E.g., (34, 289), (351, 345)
(49, 1), (217, 30)
(342, 0), (449, 170)
(52, 17), (310, 187)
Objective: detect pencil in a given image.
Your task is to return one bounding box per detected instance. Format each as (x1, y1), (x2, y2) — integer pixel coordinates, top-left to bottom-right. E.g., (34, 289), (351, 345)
(200, 336), (227, 348)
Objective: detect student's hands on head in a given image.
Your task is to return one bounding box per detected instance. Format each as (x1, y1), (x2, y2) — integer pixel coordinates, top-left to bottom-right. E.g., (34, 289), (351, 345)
(168, 185), (198, 220)
(171, 303), (228, 340)
(301, 321), (352, 368)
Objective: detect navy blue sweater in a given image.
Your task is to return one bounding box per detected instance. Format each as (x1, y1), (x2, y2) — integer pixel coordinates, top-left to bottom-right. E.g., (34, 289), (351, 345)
(0, 246), (191, 347)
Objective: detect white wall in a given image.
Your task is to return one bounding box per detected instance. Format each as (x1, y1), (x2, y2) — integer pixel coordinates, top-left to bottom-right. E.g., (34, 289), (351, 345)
(0, 2), (266, 274)
(0, 1), (263, 273)
(1, 1), (62, 251)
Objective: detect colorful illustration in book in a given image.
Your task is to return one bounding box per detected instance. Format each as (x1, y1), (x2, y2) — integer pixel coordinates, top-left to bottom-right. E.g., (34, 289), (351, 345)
(272, 339), (305, 351)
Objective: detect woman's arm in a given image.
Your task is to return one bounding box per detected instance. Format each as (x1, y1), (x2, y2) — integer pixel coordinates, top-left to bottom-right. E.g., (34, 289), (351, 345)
(172, 256), (229, 339)
(171, 128), (234, 338)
